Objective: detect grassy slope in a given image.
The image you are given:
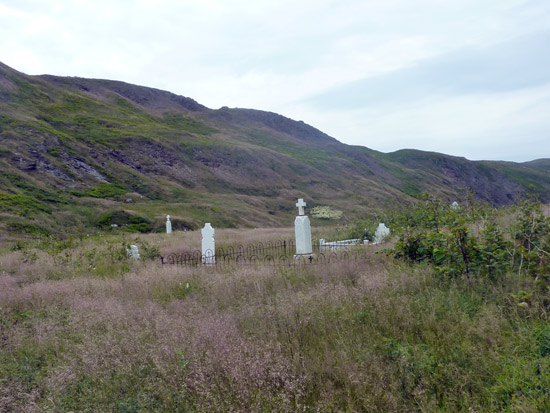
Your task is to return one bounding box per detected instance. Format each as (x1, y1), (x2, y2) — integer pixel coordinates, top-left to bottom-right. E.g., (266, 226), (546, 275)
(0, 228), (548, 411)
(523, 158), (550, 172)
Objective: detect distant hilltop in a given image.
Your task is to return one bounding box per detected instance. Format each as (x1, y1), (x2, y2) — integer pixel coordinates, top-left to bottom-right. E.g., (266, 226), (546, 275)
(1, 61), (549, 235)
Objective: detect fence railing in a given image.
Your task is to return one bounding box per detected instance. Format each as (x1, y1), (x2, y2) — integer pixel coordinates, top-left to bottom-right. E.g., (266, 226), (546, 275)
(319, 238), (364, 251)
(215, 239), (295, 260)
(160, 239), (366, 267)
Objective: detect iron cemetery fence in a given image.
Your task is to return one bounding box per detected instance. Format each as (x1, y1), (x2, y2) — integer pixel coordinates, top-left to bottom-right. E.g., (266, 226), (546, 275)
(160, 239), (366, 267)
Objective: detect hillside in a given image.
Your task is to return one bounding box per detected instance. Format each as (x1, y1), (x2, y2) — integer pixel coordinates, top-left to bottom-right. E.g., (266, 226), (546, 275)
(524, 158), (550, 172)
(1, 61), (549, 236)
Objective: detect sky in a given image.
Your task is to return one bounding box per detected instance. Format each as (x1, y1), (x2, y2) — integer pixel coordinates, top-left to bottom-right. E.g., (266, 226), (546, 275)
(1, 0), (549, 162)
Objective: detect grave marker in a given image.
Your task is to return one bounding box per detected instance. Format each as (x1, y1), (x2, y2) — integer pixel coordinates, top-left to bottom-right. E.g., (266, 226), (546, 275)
(374, 223), (390, 244)
(127, 245), (140, 259)
(166, 215), (172, 234)
(294, 198), (313, 256)
(201, 223), (215, 265)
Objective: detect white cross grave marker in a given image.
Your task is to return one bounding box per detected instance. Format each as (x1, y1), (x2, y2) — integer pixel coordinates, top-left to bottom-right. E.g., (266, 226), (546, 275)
(294, 198), (313, 256)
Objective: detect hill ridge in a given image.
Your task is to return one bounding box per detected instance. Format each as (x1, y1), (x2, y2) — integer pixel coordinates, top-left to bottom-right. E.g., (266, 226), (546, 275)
(0, 61), (549, 235)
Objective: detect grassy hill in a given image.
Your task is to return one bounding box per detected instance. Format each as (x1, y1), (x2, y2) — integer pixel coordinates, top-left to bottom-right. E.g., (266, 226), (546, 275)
(1, 61), (549, 237)
(524, 158), (550, 172)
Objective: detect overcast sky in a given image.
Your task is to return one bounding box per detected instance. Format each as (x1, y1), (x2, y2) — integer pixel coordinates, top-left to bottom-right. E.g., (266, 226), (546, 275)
(1, 0), (549, 162)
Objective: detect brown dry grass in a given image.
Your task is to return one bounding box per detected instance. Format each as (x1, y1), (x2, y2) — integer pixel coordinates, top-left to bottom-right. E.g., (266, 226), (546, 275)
(147, 227), (295, 256)
(0, 242), (387, 411)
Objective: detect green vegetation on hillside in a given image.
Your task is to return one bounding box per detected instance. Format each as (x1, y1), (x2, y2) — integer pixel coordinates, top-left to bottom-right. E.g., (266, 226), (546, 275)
(71, 183), (127, 199)
(0, 193), (51, 216)
(1, 61), (550, 237)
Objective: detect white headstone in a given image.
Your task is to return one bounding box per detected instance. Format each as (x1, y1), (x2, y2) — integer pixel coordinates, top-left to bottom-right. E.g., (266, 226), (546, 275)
(374, 223), (390, 244)
(294, 198), (312, 256)
(128, 244), (140, 259)
(166, 215), (172, 234)
(295, 216), (313, 255)
(201, 223), (215, 265)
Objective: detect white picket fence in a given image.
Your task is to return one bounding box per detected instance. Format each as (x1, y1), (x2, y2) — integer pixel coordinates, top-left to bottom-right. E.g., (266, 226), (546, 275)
(319, 238), (364, 251)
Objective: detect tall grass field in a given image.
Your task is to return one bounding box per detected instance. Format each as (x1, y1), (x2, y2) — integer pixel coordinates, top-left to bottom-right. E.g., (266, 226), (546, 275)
(1, 199), (549, 412)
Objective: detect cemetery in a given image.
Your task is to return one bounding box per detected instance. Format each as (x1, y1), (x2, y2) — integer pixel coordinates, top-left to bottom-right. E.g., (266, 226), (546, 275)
(1, 197), (549, 412)
(160, 198), (382, 267)
(1, 29), (549, 411)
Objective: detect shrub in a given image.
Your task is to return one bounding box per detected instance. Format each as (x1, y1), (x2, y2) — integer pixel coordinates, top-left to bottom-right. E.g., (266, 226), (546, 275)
(72, 183), (126, 199)
(511, 200), (550, 278)
(310, 206), (343, 220)
(391, 197), (532, 280)
(97, 211), (152, 233)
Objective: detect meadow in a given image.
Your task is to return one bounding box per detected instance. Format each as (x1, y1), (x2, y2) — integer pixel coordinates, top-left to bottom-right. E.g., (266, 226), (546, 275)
(0, 201), (549, 412)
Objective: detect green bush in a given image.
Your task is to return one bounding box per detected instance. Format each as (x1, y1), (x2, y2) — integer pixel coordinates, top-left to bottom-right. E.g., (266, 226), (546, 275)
(97, 211), (152, 233)
(73, 183), (126, 199)
(47, 147), (61, 157)
(511, 200), (550, 278)
(326, 218), (377, 242)
(390, 196), (549, 286)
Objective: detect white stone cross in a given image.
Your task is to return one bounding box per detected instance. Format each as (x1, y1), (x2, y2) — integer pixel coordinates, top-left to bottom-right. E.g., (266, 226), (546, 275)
(296, 198), (306, 216)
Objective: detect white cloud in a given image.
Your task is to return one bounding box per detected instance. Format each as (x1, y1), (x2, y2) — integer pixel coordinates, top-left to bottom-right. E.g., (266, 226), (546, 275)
(286, 83), (550, 161)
